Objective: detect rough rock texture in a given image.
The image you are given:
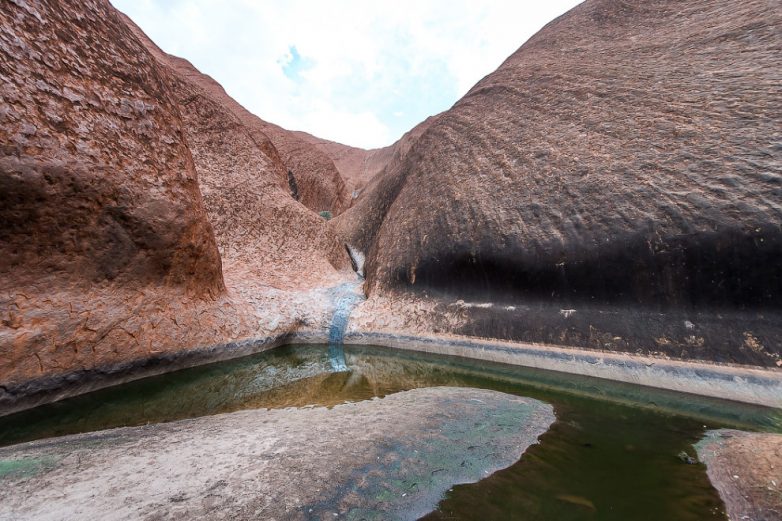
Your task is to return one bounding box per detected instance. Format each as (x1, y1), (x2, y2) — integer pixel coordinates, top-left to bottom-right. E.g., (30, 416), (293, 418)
(123, 19), (353, 219)
(0, 0), (222, 294)
(0, 0), (238, 389)
(337, 0), (782, 366)
(294, 131), (394, 196)
(333, 115), (438, 252)
(0, 0), (358, 405)
(120, 14), (351, 289)
(261, 123), (352, 215)
(696, 429), (782, 521)
(124, 27), (353, 219)
(3, 0), (782, 412)
(0, 387), (555, 521)
(291, 114), (438, 209)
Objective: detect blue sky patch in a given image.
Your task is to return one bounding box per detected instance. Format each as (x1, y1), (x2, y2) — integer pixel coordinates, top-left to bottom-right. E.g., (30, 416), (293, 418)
(280, 45), (314, 82)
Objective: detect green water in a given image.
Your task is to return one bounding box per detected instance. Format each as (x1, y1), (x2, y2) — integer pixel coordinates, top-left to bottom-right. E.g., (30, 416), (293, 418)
(1, 344), (780, 520)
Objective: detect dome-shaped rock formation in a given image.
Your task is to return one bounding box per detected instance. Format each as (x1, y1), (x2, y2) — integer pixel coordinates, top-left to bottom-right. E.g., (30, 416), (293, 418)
(338, 0), (782, 366)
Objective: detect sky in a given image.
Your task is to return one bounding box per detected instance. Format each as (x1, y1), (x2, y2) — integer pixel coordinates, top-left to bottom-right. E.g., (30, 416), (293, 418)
(112, 0), (583, 149)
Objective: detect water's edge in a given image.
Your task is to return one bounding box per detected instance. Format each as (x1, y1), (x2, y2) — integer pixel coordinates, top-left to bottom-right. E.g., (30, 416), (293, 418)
(341, 331), (782, 409)
(1, 328), (780, 417)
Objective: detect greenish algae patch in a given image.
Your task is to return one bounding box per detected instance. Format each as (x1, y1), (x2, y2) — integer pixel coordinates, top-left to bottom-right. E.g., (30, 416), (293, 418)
(307, 397), (552, 521)
(0, 457), (56, 480)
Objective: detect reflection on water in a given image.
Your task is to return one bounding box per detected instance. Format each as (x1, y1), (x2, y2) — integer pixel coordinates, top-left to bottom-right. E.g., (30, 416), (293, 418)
(0, 344), (779, 520)
(327, 286), (363, 371)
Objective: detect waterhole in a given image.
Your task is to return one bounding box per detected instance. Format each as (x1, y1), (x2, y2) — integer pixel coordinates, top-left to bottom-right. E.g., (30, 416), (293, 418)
(1, 344), (779, 520)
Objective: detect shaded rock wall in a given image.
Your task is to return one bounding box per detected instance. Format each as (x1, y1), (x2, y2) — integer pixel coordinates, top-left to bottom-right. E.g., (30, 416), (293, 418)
(292, 131), (395, 196)
(332, 114), (439, 253)
(338, 0), (782, 365)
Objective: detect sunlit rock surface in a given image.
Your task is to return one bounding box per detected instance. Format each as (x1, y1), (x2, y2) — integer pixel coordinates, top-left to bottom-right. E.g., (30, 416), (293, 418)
(0, 387), (554, 521)
(0, 0), (361, 407)
(696, 429), (782, 521)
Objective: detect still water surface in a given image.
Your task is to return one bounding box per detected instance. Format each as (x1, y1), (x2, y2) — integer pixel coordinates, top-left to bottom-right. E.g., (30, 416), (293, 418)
(1, 344), (780, 520)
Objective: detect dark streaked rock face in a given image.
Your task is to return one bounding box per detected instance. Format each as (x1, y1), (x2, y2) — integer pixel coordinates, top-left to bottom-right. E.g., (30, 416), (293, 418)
(339, 0), (782, 364)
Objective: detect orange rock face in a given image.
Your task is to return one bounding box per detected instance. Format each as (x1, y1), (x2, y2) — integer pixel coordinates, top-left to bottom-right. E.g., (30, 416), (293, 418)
(2, 0), (781, 408)
(0, 0), (357, 405)
(0, 0), (223, 295)
(0, 0), (235, 394)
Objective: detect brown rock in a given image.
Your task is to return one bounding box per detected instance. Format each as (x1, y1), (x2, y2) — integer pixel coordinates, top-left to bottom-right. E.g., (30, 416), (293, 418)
(338, 0), (782, 365)
(0, 0), (235, 389)
(294, 131), (393, 196)
(696, 429), (782, 521)
(0, 0), (357, 403)
(125, 30), (354, 218)
(332, 114), (438, 253)
(120, 14), (352, 289)
(0, 0), (222, 295)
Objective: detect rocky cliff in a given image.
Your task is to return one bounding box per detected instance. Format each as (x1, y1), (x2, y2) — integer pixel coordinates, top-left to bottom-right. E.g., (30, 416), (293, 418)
(0, 0), (234, 390)
(339, 0), (782, 366)
(0, 0), (359, 407)
(120, 14), (352, 289)
(0, 0), (223, 296)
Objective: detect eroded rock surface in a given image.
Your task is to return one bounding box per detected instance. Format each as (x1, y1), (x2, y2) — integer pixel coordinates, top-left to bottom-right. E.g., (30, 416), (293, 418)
(696, 429), (782, 521)
(121, 15), (351, 289)
(337, 0), (782, 366)
(0, 0), (236, 390)
(0, 387), (555, 521)
(0, 0), (223, 293)
(2, 0), (781, 413)
(0, 0), (359, 409)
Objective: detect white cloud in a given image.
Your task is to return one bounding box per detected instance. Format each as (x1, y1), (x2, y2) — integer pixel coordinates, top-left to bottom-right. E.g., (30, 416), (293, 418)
(112, 0), (583, 148)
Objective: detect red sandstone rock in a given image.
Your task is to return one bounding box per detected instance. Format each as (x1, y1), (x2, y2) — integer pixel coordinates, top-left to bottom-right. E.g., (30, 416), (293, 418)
(0, 0), (222, 296)
(2, 0), (781, 409)
(292, 131), (394, 197)
(0, 0), (356, 401)
(120, 14), (351, 289)
(0, 0), (237, 388)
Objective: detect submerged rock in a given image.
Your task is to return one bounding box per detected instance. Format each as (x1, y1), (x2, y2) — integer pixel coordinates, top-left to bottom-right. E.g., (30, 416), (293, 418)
(695, 429), (782, 521)
(0, 387), (554, 520)
(677, 451), (697, 465)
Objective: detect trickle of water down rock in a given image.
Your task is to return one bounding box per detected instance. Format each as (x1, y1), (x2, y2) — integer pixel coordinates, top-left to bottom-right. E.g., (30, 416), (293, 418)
(327, 284), (365, 371)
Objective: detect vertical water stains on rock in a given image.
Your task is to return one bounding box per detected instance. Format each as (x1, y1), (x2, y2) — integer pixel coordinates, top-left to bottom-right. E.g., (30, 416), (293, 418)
(287, 169), (300, 201)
